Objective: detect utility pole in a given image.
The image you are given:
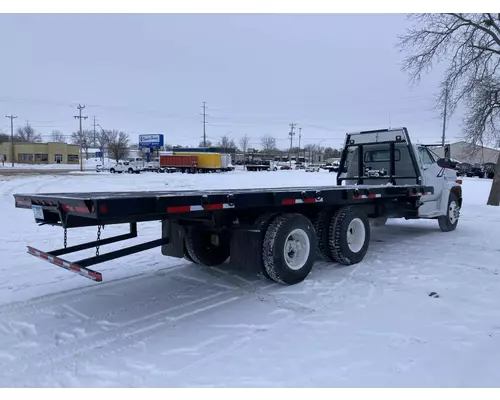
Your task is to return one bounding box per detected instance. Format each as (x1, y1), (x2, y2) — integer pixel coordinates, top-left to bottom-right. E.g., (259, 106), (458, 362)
(74, 104), (88, 172)
(298, 127), (302, 163)
(289, 123), (296, 167)
(5, 114), (17, 167)
(92, 116), (97, 147)
(201, 101), (207, 149)
(441, 85), (449, 147)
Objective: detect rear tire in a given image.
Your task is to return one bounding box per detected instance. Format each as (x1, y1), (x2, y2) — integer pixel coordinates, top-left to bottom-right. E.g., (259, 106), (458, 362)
(313, 208), (336, 262)
(328, 206), (371, 265)
(253, 212), (281, 280)
(110, 168), (115, 174)
(438, 192), (460, 232)
(185, 226), (230, 266)
(262, 213), (316, 285)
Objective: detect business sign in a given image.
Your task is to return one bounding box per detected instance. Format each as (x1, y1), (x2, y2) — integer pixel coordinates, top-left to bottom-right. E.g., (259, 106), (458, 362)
(139, 134), (164, 148)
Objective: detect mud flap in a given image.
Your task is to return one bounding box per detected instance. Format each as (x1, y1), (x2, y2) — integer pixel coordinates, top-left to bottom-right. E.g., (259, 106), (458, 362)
(230, 228), (263, 273)
(161, 219), (186, 259)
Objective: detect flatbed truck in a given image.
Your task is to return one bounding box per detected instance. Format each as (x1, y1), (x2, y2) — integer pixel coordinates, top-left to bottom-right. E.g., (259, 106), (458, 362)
(13, 128), (462, 285)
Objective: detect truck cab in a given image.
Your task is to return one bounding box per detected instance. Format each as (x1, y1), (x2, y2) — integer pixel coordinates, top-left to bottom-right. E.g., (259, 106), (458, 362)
(338, 128), (462, 225)
(109, 160), (142, 174)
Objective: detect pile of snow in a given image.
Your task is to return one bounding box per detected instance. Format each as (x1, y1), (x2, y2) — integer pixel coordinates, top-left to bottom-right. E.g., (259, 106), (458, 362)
(0, 172), (499, 387)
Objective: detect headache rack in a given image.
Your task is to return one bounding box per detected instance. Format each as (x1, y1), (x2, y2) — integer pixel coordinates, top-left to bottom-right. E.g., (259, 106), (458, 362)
(336, 127), (422, 186)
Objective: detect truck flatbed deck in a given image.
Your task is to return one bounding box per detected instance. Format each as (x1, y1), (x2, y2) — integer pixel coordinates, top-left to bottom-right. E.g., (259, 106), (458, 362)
(12, 127), (462, 287)
(14, 184), (432, 228)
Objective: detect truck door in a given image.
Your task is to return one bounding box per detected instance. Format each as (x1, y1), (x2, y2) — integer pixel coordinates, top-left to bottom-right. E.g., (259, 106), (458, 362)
(417, 145), (444, 202)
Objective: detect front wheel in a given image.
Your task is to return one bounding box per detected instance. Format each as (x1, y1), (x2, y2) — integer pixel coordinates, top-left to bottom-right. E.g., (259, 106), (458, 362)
(262, 213), (316, 285)
(438, 192), (460, 232)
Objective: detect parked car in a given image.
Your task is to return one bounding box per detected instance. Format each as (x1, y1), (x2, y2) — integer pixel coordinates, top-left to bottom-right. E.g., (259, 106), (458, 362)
(466, 164), (485, 178)
(305, 164), (321, 172)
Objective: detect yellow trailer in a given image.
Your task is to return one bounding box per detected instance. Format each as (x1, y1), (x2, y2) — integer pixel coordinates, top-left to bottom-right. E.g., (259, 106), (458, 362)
(173, 152), (222, 169)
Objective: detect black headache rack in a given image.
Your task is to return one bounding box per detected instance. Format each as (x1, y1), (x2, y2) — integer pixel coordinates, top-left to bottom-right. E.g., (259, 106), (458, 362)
(13, 183), (433, 283)
(336, 127), (422, 186)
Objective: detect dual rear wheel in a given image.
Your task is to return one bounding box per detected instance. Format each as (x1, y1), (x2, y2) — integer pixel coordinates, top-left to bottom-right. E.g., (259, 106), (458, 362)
(182, 206), (371, 286)
(262, 207), (371, 284)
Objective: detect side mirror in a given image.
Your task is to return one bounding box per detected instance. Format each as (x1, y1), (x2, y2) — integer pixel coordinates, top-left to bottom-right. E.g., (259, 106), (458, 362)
(437, 158), (457, 169)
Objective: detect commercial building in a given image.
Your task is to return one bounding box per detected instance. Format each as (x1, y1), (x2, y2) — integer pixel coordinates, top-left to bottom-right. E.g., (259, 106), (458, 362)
(433, 141), (500, 164)
(0, 142), (80, 164)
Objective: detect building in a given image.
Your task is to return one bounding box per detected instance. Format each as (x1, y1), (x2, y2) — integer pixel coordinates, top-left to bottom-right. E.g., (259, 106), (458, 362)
(0, 141), (80, 164)
(433, 141), (500, 164)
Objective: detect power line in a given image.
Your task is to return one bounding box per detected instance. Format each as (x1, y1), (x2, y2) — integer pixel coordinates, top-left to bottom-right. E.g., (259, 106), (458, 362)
(5, 114), (17, 167)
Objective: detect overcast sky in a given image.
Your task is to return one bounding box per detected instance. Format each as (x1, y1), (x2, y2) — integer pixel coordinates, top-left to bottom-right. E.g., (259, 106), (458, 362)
(0, 13), (462, 149)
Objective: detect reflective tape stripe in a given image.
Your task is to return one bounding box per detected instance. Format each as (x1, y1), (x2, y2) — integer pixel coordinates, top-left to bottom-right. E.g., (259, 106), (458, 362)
(27, 246), (103, 282)
(353, 194), (382, 199)
(282, 198), (322, 205)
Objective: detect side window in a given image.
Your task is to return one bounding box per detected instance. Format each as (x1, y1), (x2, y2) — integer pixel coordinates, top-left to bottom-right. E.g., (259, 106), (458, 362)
(418, 147), (435, 165)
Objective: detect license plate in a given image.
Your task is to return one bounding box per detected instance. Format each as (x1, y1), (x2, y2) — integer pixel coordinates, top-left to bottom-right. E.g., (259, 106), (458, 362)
(32, 205), (44, 220)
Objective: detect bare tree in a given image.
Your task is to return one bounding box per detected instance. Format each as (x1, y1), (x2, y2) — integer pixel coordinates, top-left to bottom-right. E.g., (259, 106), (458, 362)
(198, 139), (212, 147)
(0, 132), (9, 142)
(16, 123), (42, 142)
(218, 134), (237, 151)
(107, 130), (130, 163)
(239, 134), (250, 159)
(95, 130), (111, 162)
(303, 144), (317, 163)
(398, 13), (500, 205)
(164, 144), (174, 151)
(71, 129), (93, 160)
(261, 134), (277, 152)
(51, 130), (66, 143)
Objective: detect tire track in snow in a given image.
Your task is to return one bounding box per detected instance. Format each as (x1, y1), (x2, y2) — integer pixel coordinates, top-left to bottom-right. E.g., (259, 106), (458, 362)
(0, 262), (248, 362)
(162, 260), (376, 379)
(0, 262), (188, 318)
(0, 271), (270, 383)
(21, 260), (375, 386)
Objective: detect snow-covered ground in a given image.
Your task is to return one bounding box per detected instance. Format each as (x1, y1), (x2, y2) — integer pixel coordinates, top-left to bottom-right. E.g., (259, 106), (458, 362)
(0, 170), (499, 387)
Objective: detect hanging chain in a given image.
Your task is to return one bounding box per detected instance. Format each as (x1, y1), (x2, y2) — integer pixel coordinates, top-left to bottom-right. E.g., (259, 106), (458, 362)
(96, 225), (102, 257)
(64, 228), (67, 249)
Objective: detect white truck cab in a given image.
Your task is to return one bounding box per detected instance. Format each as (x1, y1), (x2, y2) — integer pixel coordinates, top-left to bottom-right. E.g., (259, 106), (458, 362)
(109, 161), (142, 174)
(338, 128), (462, 232)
